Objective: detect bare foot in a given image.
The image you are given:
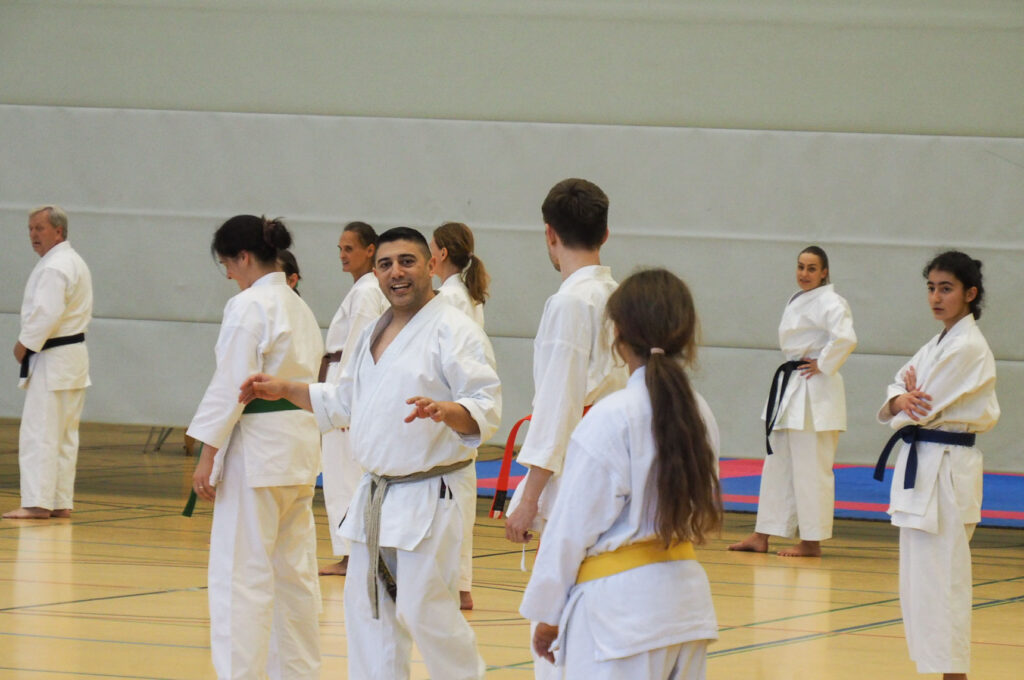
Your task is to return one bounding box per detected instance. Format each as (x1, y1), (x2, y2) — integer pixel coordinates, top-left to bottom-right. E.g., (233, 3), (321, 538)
(50, 509), (72, 518)
(460, 590), (474, 611)
(3, 507), (52, 520)
(777, 540), (821, 557)
(728, 532), (769, 553)
(318, 556), (348, 576)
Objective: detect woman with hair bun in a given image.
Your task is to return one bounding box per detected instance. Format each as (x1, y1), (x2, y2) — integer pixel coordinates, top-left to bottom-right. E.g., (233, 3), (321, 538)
(730, 245), (857, 557)
(187, 215), (324, 678)
(521, 268), (721, 679)
(430, 221), (489, 609)
(875, 250), (998, 679)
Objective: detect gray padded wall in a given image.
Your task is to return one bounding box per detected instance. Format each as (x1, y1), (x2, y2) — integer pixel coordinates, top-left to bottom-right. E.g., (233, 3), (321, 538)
(1, 108), (1021, 471)
(1, 1), (1021, 470)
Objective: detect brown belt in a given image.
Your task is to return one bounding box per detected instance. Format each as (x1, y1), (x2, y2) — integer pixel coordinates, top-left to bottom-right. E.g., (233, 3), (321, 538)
(318, 350), (343, 382)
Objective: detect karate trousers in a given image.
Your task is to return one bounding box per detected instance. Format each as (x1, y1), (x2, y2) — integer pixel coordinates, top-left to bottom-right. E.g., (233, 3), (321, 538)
(455, 459), (477, 592)
(209, 450), (321, 680)
(344, 494), (485, 680)
(756, 429), (838, 541)
(18, 367), (84, 511)
(559, 595), (709, 680)
(899, 454), (976, 674)
(321, 427), (362, 556)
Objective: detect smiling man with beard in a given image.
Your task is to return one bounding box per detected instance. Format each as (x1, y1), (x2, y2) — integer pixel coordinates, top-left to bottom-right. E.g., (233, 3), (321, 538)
(241, 226), (501, 680)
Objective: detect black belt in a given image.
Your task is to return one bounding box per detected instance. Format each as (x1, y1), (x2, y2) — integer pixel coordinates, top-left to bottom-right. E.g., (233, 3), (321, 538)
(764, 360), (803, 455)
(873, 425), (976, 490)
(20, 333), (86, 379)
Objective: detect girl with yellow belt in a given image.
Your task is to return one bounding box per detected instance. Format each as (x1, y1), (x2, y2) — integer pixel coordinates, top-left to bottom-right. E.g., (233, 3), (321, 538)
(520, 268), (722, 679)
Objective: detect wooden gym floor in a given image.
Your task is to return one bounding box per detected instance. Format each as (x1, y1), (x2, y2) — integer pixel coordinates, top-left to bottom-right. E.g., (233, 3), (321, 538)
(0, 420), (1021, 679)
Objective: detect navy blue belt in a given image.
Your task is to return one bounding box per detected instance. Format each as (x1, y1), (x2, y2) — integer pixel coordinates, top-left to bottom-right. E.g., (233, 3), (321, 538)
(873, 425), (976, 489)
(19, 333), (86, 379)
(764, 360), (803, 455)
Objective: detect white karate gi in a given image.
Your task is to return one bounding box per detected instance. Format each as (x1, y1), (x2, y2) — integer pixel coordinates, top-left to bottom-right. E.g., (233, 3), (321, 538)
(438, 273), (485, 328)
(877, 314), (998, 674)
(436, 273), (485, 592)
(510, 265), (627, 525)
(17, 241), (92, 511)
(321, 271), (388, 556)
(521, 367), (720, 680)
(757, 283), (856, 541)
(309, 295), (501, 680)
(187, 272), (324, 680)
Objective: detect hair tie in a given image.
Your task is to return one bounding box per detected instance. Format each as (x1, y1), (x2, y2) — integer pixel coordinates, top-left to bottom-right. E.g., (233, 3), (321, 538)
(261, 217), (274, 245)
(650, 347), (665, 355)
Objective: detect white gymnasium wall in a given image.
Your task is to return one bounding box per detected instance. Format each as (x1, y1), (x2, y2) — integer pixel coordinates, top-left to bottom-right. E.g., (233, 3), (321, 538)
(1, 1), (1022, 470)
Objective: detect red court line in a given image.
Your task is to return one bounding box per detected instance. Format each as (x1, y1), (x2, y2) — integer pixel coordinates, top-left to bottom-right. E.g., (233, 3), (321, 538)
(721, 496), (1024, 520)
(477, 475), (525, 490)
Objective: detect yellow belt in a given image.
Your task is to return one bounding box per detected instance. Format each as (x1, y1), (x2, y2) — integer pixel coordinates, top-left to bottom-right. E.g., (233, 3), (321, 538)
(575, 539), (696, 584)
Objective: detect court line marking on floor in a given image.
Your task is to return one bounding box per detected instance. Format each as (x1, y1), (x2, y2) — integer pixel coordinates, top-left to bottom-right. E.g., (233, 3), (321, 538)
(0, 586), (206, 613)
(711, 592), (1024, 658)
(0, 667), (181, 680)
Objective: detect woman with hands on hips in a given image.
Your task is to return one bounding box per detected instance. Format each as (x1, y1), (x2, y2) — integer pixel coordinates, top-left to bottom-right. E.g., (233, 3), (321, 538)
(729, 245), (857, 557)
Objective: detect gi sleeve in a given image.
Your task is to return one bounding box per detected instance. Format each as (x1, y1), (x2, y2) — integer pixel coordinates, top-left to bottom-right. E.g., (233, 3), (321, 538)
(815, 297), (857, 376)
(187, 298), (265, 450)
(310, 375), (354, 432)
(519, 434), (628, 626)
(18, 267), (69, 352)
(887, 335), (994, 431)
(441, 321), (502, 447)
(516, 295), (592, 475)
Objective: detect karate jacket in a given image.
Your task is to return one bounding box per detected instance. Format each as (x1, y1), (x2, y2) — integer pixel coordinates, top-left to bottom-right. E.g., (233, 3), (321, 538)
(520, 366), (719, 661)
(878, 314), (999, 531)
(187, 272), (324, 488)
(309, 295), (501, 551)
(19, 241), (92, 390)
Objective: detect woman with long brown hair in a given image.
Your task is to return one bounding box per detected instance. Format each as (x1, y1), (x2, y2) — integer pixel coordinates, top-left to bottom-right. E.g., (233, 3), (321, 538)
(520, 268), (722, 679)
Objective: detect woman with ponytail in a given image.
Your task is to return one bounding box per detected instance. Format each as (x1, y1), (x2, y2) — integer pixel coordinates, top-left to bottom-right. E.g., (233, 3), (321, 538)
(520, 268), (722, 679)
(187, 215), (324, 678)
(430, 221), (488, 609)
(431, 221), (488, 328)
(875, 251), (998, 679)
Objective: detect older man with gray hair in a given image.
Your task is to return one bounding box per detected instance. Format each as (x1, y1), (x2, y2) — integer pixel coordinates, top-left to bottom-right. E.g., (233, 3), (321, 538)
(4, 206), (93, 520)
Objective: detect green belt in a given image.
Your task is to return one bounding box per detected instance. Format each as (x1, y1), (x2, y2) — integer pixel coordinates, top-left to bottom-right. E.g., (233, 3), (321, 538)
(182, 399), (302, 516)
(243, 398), (301, 414)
